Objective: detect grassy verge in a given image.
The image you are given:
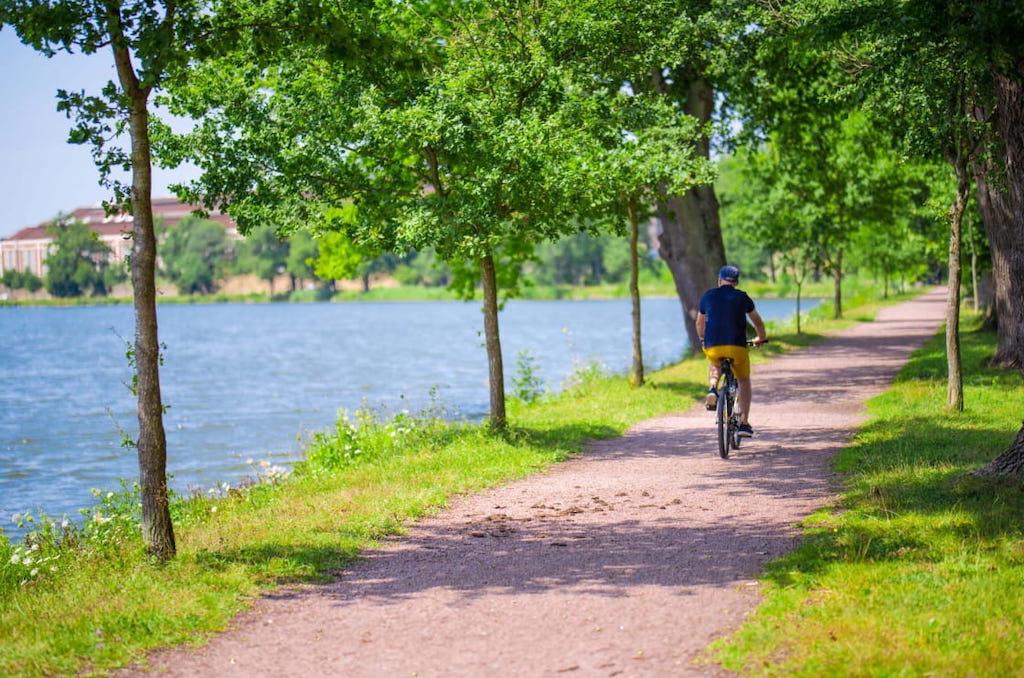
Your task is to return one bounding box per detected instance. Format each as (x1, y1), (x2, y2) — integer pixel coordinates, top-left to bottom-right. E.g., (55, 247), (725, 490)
(2, 285), (988, 677)
(2, 272), (856, 306)
(713, 316), (1024, 676)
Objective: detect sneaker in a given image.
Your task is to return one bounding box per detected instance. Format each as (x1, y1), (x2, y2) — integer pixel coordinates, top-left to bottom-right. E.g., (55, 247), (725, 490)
(737, 422), (754, 438)
(705, 388), (718, 410)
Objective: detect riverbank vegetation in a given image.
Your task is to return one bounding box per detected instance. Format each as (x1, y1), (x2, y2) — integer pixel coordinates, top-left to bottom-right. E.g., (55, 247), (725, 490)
(2, 288), (1021, 676)
(0, 264), (866, 308)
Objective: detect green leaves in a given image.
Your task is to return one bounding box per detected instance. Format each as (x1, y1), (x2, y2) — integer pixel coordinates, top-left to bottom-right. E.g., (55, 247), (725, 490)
(42, 219), (115, 298)
(164, 0), (718, 267)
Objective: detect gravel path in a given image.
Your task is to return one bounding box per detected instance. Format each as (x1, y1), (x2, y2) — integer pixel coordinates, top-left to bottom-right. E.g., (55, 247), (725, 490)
(122, 288), (948, 677)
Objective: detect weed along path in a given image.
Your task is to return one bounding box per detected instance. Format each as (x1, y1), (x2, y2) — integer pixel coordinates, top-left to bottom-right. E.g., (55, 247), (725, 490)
(123, 288), (948, 677)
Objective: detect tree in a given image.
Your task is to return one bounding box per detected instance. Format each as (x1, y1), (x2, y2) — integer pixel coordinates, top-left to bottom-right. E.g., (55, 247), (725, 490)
(1, 0), (215, 560)
(312, 231), (369, 287)
(718, 147), (818, 333)
(160, 215), (231, 295)
(284, 229), (320, 293)
(531, 234), (608, 287)
(595, 95), (713, 386)
(348, 253), (397, 293)
(167, 0), (700, 430)
(1, 268), (45, 292)
(235, 225), (289, 296)
(43, 219), (114, 297)
(391, 248), (451, 288)
(716, 154), (776, 282)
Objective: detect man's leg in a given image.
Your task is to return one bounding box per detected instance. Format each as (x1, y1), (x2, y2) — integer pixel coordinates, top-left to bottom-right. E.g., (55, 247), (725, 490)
(708, 362), (721, 390)
(737, 377), (753, 434)
(706, 361), (721, 409)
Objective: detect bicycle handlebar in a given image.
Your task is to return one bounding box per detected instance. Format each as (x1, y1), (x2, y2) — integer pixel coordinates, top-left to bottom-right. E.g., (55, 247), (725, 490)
(747, 338), (769, 347)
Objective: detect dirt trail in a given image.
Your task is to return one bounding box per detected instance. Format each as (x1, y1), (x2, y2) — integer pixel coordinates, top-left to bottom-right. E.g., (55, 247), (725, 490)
(121, 288), (948, 677)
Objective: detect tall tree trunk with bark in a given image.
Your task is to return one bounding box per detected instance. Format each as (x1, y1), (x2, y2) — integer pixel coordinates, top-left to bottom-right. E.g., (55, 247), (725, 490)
(114, 43), (176, 561)
(945, 153), (969, 411)
(628, 200), (644, 387)
(480, 253), (506, 431)
(654, 73), (727, 355)
(966, 66), (1024, 480)
(975, 70), (1024, 371)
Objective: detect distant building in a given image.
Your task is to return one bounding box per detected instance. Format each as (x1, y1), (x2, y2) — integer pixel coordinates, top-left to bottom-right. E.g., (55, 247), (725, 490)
(0, 197), (238, 277)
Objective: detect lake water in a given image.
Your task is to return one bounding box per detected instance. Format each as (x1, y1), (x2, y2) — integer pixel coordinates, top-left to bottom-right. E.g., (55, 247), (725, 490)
(0, 296), (817, 539)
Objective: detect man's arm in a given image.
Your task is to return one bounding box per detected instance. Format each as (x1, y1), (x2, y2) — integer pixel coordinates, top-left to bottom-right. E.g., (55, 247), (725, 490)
(748, 309), (767, 346)
(696, 312), (706, 346)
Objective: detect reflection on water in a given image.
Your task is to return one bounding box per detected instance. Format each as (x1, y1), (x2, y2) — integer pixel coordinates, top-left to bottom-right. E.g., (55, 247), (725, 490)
(0, 297), (817, 537)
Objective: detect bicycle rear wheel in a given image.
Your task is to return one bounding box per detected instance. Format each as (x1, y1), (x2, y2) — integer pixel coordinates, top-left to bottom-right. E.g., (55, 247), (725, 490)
(716, 388), (729, 458)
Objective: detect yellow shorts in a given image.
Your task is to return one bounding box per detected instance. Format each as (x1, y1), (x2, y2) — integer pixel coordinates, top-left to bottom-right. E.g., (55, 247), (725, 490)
(703, 345), (751, 379)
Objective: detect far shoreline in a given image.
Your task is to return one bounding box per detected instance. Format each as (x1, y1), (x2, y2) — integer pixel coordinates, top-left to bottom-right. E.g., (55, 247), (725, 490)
(1, 276), (836, 308)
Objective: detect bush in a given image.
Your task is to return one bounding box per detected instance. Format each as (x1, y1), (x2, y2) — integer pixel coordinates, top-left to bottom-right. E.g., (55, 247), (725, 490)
(1, 269), (44, 291)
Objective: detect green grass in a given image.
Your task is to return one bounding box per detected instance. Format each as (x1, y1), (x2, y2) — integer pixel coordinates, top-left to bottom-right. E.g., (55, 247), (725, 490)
(4, 285), (1015, 677)
(712, 317), (1024, 677)
(1, 271), (850, 306)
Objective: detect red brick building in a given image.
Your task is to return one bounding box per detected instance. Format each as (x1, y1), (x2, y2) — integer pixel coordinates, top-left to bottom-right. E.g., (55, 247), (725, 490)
(0, 197), (238, 277)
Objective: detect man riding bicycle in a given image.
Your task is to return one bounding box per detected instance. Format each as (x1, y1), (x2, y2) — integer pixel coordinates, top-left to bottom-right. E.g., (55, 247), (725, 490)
(696, 265), (767, 438)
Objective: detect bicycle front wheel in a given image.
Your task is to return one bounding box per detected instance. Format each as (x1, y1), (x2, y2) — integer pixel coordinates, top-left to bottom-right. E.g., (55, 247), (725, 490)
(716, 389), (729, 458)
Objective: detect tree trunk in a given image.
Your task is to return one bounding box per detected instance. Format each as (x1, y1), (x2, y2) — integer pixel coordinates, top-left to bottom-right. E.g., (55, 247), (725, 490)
(628, 200), (643, 388)
(969, 235), (979, 313)
(974, 70), (1024, 371)
(977, 271), (996, 326)
(971, 422), (1024, 478)
(795, 284), (803, 335)
(480, 254), (506, 431)
(115, 44), (176, 561)
(945, 153), (968, 412)
(654, 73), (727, 355)
(831, 247), (844, 319)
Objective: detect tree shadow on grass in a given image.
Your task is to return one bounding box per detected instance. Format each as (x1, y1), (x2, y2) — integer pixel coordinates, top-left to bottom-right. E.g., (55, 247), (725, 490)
(760, 415), (1024, 588)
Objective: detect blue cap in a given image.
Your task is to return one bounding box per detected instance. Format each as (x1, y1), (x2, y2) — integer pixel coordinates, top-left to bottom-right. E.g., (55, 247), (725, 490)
(719, 265), (740, 283)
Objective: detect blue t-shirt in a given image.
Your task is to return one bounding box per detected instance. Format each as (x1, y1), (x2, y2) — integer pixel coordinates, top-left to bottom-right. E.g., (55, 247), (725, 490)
(698, 285), (755, 348)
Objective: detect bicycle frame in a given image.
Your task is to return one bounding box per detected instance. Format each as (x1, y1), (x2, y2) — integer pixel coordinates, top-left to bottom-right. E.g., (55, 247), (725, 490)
(715, 358), (741, 459)
(710, 339), (766, 458)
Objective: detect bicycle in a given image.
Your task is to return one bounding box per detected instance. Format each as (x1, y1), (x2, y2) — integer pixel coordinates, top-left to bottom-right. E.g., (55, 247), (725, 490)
(712, 340), (766, 459)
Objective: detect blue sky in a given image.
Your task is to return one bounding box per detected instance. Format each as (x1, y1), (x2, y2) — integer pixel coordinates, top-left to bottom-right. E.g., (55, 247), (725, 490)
(1, 30), (197, 239)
